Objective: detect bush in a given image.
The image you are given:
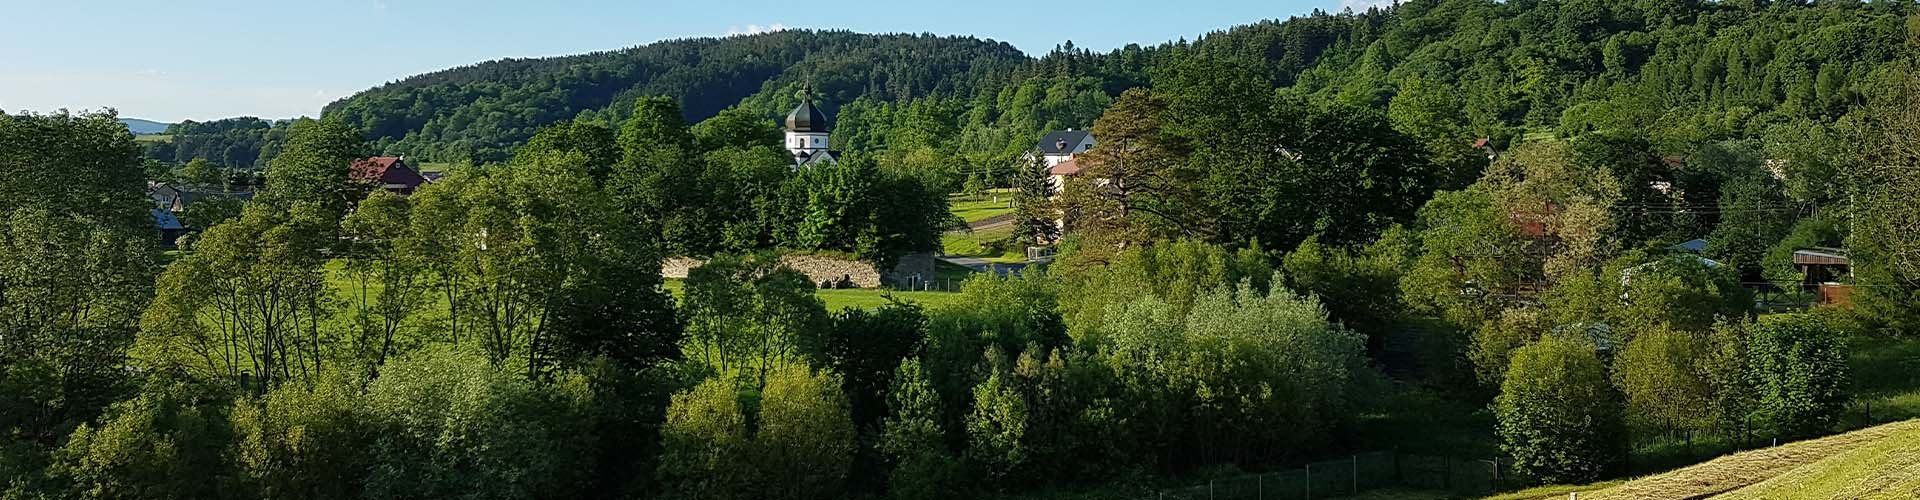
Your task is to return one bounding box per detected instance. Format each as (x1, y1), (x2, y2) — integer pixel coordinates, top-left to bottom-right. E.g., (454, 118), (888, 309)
(1747, 314), (1849, 439)
(49, 375), (238, 500)
(1495, 334), (1627, 484)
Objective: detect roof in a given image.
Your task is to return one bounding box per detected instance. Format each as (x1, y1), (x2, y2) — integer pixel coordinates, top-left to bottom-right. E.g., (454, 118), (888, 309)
(350, 157), (429, 189)
(1668, 238), (1708, 253)
(150, 209), (183, 231)
(1793, 248), (1851, 266)
(797, 150), (841, 166)
(786, 87), (830, 133)
(1033, 130), (1093, 155)
(1048, 159), (1083, 176)
(1471, 137), (1492, 149)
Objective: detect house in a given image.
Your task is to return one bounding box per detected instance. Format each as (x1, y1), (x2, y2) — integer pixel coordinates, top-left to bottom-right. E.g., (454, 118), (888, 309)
(785, 85), (840, 167)
(1047, 158), (1083, 195)
(350, 156), (430, 195)
(1472, 137), (1499, 161)
(1030, 129), (1096, 167)
(1793, 247), (1853, 307)
(147, 181), (254, 216)
(151, 209), (185, 246)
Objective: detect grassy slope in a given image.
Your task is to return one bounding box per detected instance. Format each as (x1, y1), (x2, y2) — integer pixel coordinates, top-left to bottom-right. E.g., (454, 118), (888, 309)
(1718, 421), (1920, 499)
(1486, 419), (1920, 500)
(950, 197), (1017, 224)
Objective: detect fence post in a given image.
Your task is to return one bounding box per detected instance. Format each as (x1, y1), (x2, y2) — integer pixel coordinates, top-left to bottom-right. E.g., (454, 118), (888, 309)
(1257, 473), (1262, 500)
(1352, 454), (1359, 495)
(1209, 480), (1214, 500)
(1305, 464), (1311, 500)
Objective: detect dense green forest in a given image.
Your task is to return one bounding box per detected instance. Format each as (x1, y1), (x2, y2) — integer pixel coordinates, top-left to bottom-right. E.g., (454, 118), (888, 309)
(7, 1), (1920, 499)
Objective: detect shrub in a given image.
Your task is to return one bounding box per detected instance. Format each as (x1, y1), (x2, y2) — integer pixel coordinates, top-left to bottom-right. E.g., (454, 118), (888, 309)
(1495, 334), (1627, 484)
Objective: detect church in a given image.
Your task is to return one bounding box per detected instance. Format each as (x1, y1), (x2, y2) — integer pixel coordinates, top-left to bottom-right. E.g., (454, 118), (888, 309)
(785, 85), (840, 166)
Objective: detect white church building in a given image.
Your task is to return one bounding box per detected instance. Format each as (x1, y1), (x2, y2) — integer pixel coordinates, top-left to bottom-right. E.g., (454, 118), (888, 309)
(785, 86), (840, 166)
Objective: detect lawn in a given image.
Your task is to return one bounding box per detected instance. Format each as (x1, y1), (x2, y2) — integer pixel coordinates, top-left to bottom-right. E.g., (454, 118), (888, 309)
(134, 134), (173, 143)
(949, 195), (1017, 224)
(941, 224), (1027, 264)
(1480, 334), (1920, 500)
(1484, 419), (1920, 500)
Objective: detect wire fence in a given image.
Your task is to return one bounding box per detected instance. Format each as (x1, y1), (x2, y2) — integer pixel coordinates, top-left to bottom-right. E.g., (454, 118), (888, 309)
(1137, 451), (1503, 500)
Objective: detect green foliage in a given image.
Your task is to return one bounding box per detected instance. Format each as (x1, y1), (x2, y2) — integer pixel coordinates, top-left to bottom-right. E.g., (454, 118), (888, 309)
(230, 374), (370, 499)
(49, 375), (237, 500)
(752, 365), (857, 500)
(680, 253), (829, 387)
(656, 377), (751, 500)
(258, 118), (365, 221)
(1054, 239), (1272, 340)
(880, 359), (962, 498)
(1612, 328), (1716, 434)
(816, 302), (926, 431)
(1747, 314), (1850, 440)
(1495, 334), (1627, 484)
(360, 348), (596, 499)
(1099, 282), (1369, 470)
(657, 365), (856, 500)
(1402, 188), (1532, 328)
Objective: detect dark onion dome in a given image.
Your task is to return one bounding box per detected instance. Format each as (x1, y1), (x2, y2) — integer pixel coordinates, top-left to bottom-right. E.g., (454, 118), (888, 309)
(786, 88), (830, 133)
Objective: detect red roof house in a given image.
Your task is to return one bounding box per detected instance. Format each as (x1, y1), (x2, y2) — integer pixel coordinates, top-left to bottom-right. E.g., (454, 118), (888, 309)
(350, 157), (430, 195)
(1047, 158), (1083, 177)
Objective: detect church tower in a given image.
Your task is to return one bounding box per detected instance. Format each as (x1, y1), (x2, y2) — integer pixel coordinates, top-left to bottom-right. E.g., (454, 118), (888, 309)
(785, 85), (835, 165)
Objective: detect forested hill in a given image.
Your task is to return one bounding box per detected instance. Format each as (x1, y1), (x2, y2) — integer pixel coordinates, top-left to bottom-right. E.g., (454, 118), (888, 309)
(319, 31), (1031, 162)
(318, 0), (1918, 165)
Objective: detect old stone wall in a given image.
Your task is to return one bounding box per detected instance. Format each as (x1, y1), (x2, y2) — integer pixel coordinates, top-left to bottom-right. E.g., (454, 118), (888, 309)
(659, 252), (933, 289)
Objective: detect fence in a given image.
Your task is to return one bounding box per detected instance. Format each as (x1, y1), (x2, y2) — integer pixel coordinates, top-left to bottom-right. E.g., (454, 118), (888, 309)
(1138, 451), (1502, 500)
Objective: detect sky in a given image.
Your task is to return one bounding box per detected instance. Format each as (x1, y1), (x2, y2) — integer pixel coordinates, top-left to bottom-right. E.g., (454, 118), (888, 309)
(0, 0), (1381, 123)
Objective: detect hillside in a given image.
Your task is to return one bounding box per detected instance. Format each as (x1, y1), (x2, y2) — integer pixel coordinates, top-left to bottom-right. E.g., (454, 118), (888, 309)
(315, 0), (1918, 166)
(1489, 419), (1920, 500)
(118, 117), (170, 135)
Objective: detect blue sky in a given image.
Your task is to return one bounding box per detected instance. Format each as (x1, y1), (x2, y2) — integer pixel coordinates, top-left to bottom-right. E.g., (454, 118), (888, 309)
(0, 0), (1378, 123)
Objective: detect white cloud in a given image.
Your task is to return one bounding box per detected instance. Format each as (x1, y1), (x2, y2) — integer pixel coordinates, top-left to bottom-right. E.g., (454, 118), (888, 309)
(1339, 0), (1396, 12)
(726, 23), (789, 37)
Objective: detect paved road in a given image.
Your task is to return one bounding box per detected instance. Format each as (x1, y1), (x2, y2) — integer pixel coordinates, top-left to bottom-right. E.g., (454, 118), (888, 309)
(937, 255), (1028, 276)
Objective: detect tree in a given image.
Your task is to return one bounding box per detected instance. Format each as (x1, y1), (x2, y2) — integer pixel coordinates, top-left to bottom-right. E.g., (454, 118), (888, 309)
(679, 253), (829, 388)
(1401, 188), (1534, 329)
(1613, 328), (1715, 439)
(754, 365), (857, 500)
(359, 348), (596, 499)
(656, 377), (751, 500)
(137, 204), (336, 389)
(815, 302), (926, 431)
(965, 363), (1028, 485)
(230, 373), (371, 499)
(693, 107), (782, 152)
(880, 359), (961, 499)
(48, 375), (237, 500)
(339, 190), (428, 374)
(517, 122), (620, 182)
(399, 151), (636, 374)
(1011, 154), (1058, 246)
(1746, 314), (1849, 439)
(612, 96), (711, 256)
(258, 118), (364, 221)
(1059, 88), (1180, 253)
(1495, 334), (1627, 484)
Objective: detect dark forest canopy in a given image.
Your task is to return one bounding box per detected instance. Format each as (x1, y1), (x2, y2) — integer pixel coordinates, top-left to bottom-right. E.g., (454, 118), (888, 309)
(304, 0), (1915, 167)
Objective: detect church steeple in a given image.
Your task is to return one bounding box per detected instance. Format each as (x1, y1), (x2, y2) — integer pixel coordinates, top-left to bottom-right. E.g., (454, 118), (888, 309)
(784, 84), (834, 164)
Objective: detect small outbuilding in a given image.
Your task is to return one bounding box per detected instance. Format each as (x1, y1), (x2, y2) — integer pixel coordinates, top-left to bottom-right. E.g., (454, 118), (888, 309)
(1792, 247), (1853, 307)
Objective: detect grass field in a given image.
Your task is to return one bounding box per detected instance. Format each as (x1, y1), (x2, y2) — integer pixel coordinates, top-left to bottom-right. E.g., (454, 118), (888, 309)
(949, 195), (1017, 224)
(134, 134), (172, 143)
(1486, 419), (1920, 500)
(941, 224), (1026, 264)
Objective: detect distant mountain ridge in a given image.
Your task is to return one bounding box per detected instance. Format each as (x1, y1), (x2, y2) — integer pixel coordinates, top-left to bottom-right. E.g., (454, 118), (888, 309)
(119, 118), (171, 135)
(317, 2), (1915, 165)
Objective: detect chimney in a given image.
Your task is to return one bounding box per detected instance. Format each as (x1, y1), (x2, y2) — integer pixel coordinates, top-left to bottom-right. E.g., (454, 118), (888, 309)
(1055, 139), (1068, 151)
